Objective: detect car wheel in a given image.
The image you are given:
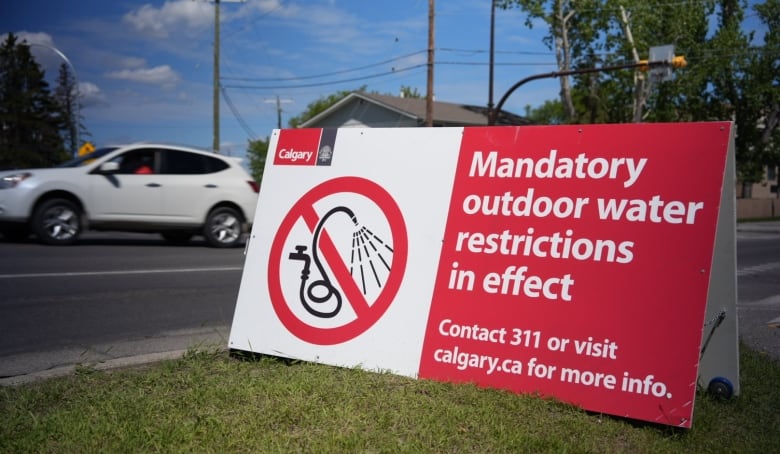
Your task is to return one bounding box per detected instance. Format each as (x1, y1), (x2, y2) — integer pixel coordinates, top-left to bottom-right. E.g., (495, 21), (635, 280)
(162, 231), (194, 245)
(32, 198), (82, 245)
(203, 207), (243, 248)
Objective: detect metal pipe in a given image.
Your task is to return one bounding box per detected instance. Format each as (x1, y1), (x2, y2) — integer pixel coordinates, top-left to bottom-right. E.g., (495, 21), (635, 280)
(489, 60), (678, 126)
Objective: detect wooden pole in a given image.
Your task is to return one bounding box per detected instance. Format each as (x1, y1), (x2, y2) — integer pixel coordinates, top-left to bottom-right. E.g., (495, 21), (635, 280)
(426, 0), (434, 126)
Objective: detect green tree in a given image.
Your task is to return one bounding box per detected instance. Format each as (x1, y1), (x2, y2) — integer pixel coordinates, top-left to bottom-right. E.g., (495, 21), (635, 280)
(705, 0), (768, 195)
(598, 0), (715, 124)
(54, 62), (89, 156)
(498, 0), (609, 122)
(0, 33), (68, 169)
(246, 136), (268, 186)
(399, 85), (422, 99)
(500, 0), (777, 192)
(754, 0), (780, 166)
(524, 99), (565, 124)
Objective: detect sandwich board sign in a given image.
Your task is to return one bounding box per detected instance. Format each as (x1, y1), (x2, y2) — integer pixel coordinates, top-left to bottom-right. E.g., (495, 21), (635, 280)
(229, 122), (738, 428)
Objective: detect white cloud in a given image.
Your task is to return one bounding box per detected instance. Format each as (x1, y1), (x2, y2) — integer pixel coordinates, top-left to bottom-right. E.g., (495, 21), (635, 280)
(234, 0), (298, 19)
(15, 31), (54, 47)
(106, 65), (181, 87)
(78, 82), (108, 107)
(119, 56), (147, 70)
(122, 1), (213, 38)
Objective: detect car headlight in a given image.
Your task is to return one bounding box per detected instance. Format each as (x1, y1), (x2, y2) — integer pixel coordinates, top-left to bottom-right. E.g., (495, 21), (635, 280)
(0, 172), (32, 189)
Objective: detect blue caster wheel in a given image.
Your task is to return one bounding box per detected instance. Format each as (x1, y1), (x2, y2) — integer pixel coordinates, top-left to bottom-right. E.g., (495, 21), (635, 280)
(707, 377), (734, 399)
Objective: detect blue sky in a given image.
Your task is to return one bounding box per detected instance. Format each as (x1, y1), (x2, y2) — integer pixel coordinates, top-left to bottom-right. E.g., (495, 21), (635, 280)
(1, 0), (561, 157)
(1, 1), (767, 159)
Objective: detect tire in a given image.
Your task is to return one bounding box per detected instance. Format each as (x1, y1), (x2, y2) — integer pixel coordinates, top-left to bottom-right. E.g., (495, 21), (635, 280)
(32, 198), (82, 245)
(203, 207), (243, 248)
(161, 231), (194, 245)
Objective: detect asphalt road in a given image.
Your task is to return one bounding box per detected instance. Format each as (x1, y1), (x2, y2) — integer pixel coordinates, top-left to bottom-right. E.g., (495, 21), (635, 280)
(1, 225), (779, 385)
(0, 232), (247, 381)
(734, 222), (780, 361)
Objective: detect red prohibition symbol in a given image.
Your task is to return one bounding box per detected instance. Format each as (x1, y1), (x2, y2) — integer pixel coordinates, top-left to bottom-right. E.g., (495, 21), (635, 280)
(268, 176), (408, 345)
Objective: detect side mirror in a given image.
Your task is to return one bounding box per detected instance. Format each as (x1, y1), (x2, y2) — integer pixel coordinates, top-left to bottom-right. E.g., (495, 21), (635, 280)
(97, 161), (120, 173)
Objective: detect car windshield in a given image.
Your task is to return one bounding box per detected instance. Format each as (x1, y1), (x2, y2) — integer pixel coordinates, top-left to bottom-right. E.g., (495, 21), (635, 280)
(57, 147), (118, 168)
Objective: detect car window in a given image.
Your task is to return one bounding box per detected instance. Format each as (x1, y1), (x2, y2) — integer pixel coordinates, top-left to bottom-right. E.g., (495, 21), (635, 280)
(57, 147), (118, 168)
(113, 149), (156, 174)
(160, 150), (228, 175)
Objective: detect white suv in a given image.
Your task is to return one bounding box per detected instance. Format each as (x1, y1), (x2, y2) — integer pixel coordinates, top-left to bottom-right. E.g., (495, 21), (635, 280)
(0, 143), (259, 247)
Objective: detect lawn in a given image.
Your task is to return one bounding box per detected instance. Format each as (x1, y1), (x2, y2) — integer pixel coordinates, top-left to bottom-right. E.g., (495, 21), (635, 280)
(1, 344), (778, 453)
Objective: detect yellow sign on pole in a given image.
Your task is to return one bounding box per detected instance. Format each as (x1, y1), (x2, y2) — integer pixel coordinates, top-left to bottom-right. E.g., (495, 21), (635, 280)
(79, 142), (95, 156)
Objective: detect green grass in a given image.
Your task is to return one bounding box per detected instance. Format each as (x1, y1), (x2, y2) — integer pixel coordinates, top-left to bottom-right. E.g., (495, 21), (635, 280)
(1, 346), (779, 453)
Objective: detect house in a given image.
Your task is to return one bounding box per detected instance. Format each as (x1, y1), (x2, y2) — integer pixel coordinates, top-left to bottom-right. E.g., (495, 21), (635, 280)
(298, 91), (778, 220)
(738, 166), (779, 199)
(736, 166), (780, 219)
(300, 91), (528, 128)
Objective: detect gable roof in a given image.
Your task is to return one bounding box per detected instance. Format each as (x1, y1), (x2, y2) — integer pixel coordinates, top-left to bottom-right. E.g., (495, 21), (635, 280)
(300, 91), (528, 128)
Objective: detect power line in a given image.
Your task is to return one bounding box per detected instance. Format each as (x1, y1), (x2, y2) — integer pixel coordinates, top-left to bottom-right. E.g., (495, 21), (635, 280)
(221, 50), (428, 82)
(220, 85), (258, 140)
(436, 60), (557, 67)
(218, 34), (773, 89)
(221, 64), (427, 90)
(440, 47), (553, 56)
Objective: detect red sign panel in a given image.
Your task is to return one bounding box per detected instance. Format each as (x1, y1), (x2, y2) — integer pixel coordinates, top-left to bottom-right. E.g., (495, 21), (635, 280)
(418, 123), (730, 428)
(274, 128), (337, 166)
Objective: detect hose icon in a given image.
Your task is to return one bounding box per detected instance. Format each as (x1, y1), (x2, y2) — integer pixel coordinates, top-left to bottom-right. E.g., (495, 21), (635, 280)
(288, 206), (357, 318)
(288, 205), (394, 319)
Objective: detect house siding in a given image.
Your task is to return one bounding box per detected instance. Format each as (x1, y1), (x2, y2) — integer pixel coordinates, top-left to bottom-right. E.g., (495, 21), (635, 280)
(308, 98), (419, 128)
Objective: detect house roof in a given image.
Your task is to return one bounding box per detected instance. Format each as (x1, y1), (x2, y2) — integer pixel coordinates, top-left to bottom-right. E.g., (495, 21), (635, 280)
(300, 91), (528, 128)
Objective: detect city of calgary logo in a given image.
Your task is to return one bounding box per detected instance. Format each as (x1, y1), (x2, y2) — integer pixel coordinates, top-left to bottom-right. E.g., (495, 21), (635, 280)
(274, 128), (336, 166)
(267, 176), (408, 345)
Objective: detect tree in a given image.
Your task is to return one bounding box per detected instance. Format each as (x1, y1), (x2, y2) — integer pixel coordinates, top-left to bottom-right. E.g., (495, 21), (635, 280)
(600, 0), (716, 124)
(499, 0), (777, 193)
(498, 0), (609, 123)
(0, 33), (68, 169)
(704, 0), (768, 195)
(399, 85), (422, 99)
(54, 62), (88, 156)
(245, 136), (268, 186)
(524, 99), (565, 124)
(750, 0), (780, 189)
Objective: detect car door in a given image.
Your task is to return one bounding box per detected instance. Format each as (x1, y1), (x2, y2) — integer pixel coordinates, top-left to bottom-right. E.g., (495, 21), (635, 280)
(87, 148), (165, 221)
(156, 149), (221, 223)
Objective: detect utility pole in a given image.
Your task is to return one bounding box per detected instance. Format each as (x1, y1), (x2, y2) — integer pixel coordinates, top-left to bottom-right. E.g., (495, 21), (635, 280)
(488, 0), (496, 124)
(213, 0), (221, 152)
(425, 0), (434, 127)
(204, 0), (245, 153)
(265, 95), (293, 129)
